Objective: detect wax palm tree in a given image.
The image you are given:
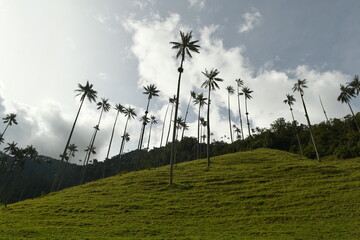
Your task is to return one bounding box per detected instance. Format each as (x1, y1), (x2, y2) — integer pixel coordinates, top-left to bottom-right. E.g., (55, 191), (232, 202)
(337, 84), (360, 132)
(181, 91), (197, 140)
(138, 115), (150, 149)
(283, 94), (303, 156)
(166, 96), (177, 145)
(226, 85), (235, 143)
(1, 113), (18, 141)
(67, 143), (78, 162)
(105, 103), (125, 160)
(119, 107), (137, 157)
(319, 96), (329, 122)
(180, 122), (189, 141)
(201, 68), (223, 167)
(233, 125), (241, 140)
(146, 116), (158, 150)
(138, 84), (160, 149)
(84, 98), (111, 167)
(175, 116), (185, 140)
(160, 102), (170, 147)
(194, 93), (207, 159)
(348, 75), (360, 95)
(169, 31), (200, 184)
(242, 86), (253, 138)
(60, 81), (97, 163)
(235, 79), (245, 140)
(292, 79), (320, 161)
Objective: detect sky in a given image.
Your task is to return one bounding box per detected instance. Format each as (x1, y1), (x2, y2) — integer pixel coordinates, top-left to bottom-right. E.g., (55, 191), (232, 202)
(0, 0), (359, 162)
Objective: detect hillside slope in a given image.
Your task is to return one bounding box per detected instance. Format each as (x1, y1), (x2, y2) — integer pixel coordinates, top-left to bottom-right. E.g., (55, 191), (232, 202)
(1, 148), (360, 239)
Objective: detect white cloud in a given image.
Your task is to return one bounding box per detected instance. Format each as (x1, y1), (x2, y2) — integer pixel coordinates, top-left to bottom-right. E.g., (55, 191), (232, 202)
(98, 72), (110, 81)
(188, 0), (206, 9)
(238, 8), (262, 33)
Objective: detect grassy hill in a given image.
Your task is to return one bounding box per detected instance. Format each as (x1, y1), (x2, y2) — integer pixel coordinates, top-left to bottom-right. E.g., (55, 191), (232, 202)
(1, 148), (360, 239)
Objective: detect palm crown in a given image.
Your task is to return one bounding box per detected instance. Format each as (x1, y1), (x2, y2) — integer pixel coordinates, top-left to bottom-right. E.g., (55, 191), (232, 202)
(75, 81), (97, 103)
(283, 94), (296, 106)
(124, 107), (137, 119)
(337, 84), (355, 104)
(242, 87), (253, 99)
(226, 86), (235, 95)
(348, 75), (360, 95)
(201, 69), (224, 90)
(170, 31), (200, 60)
(194, 93), (207, 107)
(143, 84), (160, 100)
(114, 103), (125, 114)
(96, 98), (111, 112)
(235, 78), (244, 87)
(3, 113), (18, 125)
(150, 115), (158, 124)
(292, 79), (308, 95)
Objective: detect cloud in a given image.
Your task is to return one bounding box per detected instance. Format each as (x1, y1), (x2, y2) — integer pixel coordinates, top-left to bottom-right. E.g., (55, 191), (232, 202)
(122, 12), (356, 146)
(98, 72), (110, 81)
(133, 0), (155, 10)
(238, 8), (262, 33)
(188, 0), (206, 9)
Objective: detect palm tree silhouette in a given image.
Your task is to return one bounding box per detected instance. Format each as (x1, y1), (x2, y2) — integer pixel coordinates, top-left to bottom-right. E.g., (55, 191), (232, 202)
(160, 101), (170, 147)
(201, 68), (223, 167)
(103, 103), (124, 178)
(292, 79), (320, 161)
(181, 91), (197, 140)
(138, 115), (150, 149)
(60, 81), (97, 163)
(119, 106), (137, 157)
(1, 113), (18, 143)
(337, 84), (360, 132)
(241, 86), (253, 138)
(146, 115), (158, 150)
(348, 75), (360, 95)
(175, 116), (185, 140)
(83, 98), (111, 169)
(169, 31), (200, 184)
(138, 84), (160, 150)
(235, 79), (245, 140)
(166, 96), (176, 145)
(105, 103), (125, 160)
(283, 94), (303, 156)
(194, 93), (207, 159)
(226, 85), (235, 143)
(233, 125), (241, 140)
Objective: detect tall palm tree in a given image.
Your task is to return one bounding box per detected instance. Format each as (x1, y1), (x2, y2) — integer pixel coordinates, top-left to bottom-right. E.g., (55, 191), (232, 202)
(337, 84), (360, 132)
(166, 96), (176, 145)
(103, 103), (124, 178)
(194, 93), (207, 159)
(292, 79), (320, 161)
(105, 103), (125, 160)
(60, 81), (97, 163)
(160, 101), (170, 147)
(318, 96), (329, 122)
(233, 125), (241, 140)
(57, 143), (77, 190)
(119, 107), (137, 157)
(201, 68), (223, 167)
(175, 116), (185, 140)
(242, 86), (253, 138)
(181, 91), (197, 140)
(67, 143), (78, 162)
(53, 81), (97, 191)
(138, 115), (150, 149)
(147, 115), (158, 150)
(1, 113), (18, 141)
(348, 75), (360, 95)
(235, 79), (245, 140)
(283, 94), (303, 156)
(226, 85), (235, 143)
(138, 84), (160, 149)
(169, 31), (200, 184)
(84, 98), (111, 167)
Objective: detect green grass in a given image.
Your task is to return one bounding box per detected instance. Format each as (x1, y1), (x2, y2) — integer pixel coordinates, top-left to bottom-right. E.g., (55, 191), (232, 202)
(1, 148), (360, 239)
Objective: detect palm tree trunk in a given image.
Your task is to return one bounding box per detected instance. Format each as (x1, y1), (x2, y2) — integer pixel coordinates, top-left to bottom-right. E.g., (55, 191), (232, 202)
(166, 104), (174, 145)
(1, 122), (10, 138)
(228, 93), (233, 143)
(170, 53), (185, 185)
(103, 111), (120, 178)
(139, 99), (151, 149)
(206, 87), (211, 168)
(300, 94), (320, 161)
(181, 95), (192, 140)
(119, 117), (130, 156)
(245, 97), (251, 138)
(160, 103), (170, 147)
(348, 102), (360, 132)
(147, 123), (153, 150)
(237, 86), (244, 140)
(52, 99), (84, 191)
(319, 96), (329, 123)
(289, 107), (303, 157)
(197, 105), (201, 159)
